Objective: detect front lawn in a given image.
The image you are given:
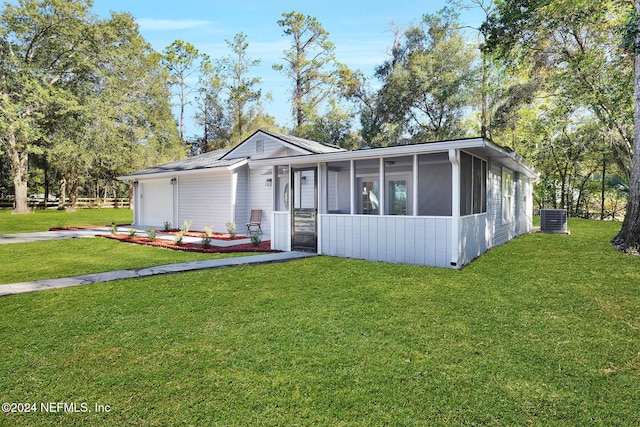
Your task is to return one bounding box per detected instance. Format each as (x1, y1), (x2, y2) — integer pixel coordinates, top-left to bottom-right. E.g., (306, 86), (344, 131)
(1, 219), (639, 425)
(0, 208), (132, 234)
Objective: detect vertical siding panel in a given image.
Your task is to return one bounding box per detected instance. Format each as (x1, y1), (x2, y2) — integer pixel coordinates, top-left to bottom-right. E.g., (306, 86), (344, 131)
(405, 218), (415, 265)
(437, 218), (444, 268)
(336, 215), (345, 256)
(380, 217), (389, 262)
(398, 217), (407, 264)
(350, 216), (358, 258)
(344, 216), (350, 257)
(425, 219), (436, 266)
(370, 217), (379, 261)
(415, 219), (426, 266)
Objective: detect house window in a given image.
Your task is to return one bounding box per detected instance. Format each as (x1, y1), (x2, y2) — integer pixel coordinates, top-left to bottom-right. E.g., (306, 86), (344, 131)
(256, 139), (264, 153)
(460, 152), (487, 216)
(502, 168), (514, 223)
(388, 180), (407, 215)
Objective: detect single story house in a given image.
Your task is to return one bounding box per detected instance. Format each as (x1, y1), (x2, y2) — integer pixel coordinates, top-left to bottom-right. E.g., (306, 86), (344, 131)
(119, 129), (537, 268)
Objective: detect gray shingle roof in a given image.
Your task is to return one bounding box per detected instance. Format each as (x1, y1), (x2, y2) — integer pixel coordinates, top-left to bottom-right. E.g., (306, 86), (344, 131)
(119, 130), (345, 180)
(120, 148), (242, 178)
(257, 129), (345, 154)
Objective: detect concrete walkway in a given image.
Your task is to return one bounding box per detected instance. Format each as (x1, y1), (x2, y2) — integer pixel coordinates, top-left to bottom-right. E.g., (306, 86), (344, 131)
(0, 251), (316, 297)
(0, 228), (111, 244)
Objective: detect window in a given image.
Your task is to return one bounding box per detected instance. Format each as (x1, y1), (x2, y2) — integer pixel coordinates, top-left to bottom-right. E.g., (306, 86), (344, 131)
(460, 152), (487, 216)
(256, 139), (264, 153)
(388, 180), (407, 215)
(502, 168), (514, 223)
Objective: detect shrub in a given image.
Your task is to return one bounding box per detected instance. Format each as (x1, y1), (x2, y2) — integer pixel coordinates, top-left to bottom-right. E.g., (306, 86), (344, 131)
(148, 228), (156, 242)
(250, 231), (263, 246)
(225, 221), (236, 238)
(110, 222), (118, 235)
(163, 221), (171, 232)
(128, 228), (136, 238)
(204, 226), (213, 237)
(181, 219), (192, 234)
(201, 236), (212, 249)
(175, 232), (184, 246)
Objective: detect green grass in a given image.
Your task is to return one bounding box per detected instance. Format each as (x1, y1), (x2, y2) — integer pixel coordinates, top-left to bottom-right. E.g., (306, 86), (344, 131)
(1, 219), (639, 425)
(0, 238), (251, 284)
(0, 209), (133, 233)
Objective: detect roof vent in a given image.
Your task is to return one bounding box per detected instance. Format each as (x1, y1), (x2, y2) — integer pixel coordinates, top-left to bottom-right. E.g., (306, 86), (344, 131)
(540, 209), (569, 234)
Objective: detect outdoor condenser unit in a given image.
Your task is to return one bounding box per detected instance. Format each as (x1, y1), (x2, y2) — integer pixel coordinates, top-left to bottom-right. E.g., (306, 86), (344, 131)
(540, 209), (568, 234)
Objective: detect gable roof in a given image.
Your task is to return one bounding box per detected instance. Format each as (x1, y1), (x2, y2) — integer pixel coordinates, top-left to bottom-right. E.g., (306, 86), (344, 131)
(118, 148), (245, 180)
(220, 129), (344, 160)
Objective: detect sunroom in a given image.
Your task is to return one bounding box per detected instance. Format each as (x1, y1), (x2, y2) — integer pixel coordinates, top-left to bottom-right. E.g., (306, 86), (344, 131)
(256, 137), (535, 269)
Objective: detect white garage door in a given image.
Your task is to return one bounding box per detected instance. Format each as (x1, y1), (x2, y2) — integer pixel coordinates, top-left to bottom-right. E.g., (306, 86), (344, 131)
(140, 179), (174, 228)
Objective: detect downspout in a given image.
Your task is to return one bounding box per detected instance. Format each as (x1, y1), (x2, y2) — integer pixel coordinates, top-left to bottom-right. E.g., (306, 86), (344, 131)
(317, 162), (323, 255)
(449, 149), (460, 268)
(379, 157), (385, 216)
(413, 154), (419, 216)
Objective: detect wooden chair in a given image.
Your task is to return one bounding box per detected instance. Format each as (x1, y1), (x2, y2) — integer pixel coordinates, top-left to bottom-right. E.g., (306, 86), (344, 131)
(246, 209), (262, 233)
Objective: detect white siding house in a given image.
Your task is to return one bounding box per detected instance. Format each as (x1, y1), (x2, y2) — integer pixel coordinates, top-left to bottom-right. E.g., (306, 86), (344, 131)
(120, 129), (537, 268)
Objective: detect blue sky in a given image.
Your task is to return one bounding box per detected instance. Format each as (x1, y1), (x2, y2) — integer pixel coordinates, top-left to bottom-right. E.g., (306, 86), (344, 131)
(91, 0), (484, 139)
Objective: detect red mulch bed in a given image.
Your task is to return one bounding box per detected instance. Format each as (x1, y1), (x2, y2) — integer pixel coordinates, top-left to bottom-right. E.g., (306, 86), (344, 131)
(50, 225), (122, 231)
(160, 230), (247, 240)
(99, 234), (274, 253)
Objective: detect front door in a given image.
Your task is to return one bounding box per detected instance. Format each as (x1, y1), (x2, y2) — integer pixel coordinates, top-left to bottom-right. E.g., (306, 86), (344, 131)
(291, 167), (317, 251)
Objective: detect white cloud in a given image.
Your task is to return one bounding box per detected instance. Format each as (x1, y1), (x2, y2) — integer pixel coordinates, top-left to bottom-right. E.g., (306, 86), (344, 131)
(137, 18), (212, 31)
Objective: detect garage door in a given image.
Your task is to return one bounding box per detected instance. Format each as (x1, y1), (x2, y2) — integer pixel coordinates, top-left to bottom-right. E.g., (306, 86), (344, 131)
(140, 179), (174, 227)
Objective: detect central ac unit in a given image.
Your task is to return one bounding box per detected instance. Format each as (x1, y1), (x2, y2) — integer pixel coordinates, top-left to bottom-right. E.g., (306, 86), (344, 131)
(540, 209), (568, 233)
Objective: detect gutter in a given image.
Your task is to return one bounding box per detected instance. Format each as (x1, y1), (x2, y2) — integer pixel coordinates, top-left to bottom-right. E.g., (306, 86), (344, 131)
(117, 158), (248, 182)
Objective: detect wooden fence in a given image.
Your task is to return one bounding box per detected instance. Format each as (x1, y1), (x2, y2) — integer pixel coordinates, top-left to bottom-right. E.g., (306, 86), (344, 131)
(0, 197), (130, 210)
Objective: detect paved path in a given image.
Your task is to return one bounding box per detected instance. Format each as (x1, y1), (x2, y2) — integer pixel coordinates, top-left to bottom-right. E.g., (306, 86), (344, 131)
(0, 228), (111, 244)
(0, 251), (316, 297)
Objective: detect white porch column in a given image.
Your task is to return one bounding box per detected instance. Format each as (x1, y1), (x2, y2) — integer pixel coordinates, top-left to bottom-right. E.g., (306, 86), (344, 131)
(379, 157), (385, 216)
(172, 176), (179, 228)
(449, 149), (460, 268)
(413, 154), (419, 216)
(133, 181), (140, 225)
(350, 159), (356, 214)
(318, 162), (326, 214)
(271, 165), (278, 212)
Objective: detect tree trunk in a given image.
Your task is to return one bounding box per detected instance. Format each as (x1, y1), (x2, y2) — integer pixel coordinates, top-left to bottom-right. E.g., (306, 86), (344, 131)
(67, 172), (79, 212)
(601, 156), (606, 220)
(59, 177), (66, 210)
(615, 1), (640, 251)
(8, 132), (31, 214)
(128, 182), (134, 210)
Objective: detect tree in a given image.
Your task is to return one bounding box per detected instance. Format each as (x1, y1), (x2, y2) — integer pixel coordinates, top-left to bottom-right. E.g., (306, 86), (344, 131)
(273, 11), (338, 130)
(374, 8), (478, 142)
(91, 13), (184, 206)
(192, 61), (230, 153)
(620, 0), (640, 251)
(0, 0), (98, 213)
(162, 40), (207, 140)
(293, 103), (357, 148)
(216, 33), (264, 145)
(483, 0), (639, 252)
